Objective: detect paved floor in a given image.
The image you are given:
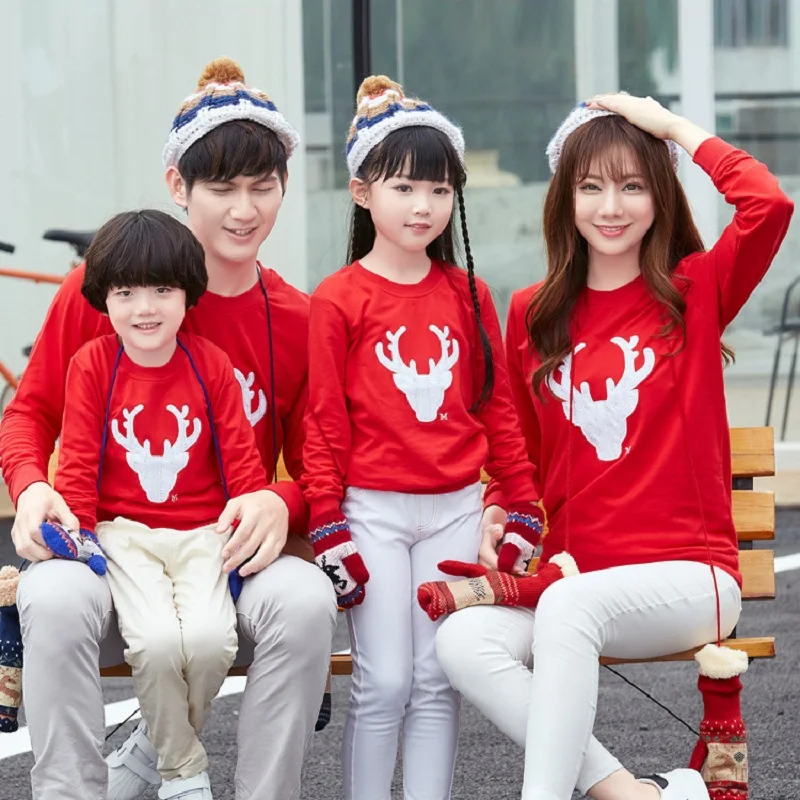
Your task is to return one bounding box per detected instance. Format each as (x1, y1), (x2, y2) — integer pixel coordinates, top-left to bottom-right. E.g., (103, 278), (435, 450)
(0, 513), (797, 800)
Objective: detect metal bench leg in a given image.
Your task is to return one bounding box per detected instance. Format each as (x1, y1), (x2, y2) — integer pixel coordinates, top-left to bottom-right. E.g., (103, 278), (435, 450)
(765, 333), (785, 427)
(780, 333), (799, 441)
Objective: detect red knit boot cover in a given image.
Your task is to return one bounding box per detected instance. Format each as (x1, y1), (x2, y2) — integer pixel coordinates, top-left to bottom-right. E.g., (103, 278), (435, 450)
(689, 647), (748, 799)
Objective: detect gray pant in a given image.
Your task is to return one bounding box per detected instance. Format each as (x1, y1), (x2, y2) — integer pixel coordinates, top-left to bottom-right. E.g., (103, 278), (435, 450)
(18, 553), (338, 800)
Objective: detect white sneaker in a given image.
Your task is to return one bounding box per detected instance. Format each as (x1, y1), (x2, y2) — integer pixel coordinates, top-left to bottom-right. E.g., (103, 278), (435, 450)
(158, 771), (213, 799)
(639, 768), (710, 799)
(106, 720), (161, 800)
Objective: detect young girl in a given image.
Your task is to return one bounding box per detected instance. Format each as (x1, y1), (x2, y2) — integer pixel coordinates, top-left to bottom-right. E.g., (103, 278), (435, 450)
(302, 76), (545, 799)
(435, 95), (793, 800)
(54, 209), (270, 800)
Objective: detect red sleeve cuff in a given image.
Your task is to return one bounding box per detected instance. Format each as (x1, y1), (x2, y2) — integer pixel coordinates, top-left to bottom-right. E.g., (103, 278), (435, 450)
(482, 480), (508, 512)
(308, 501), (344, 530)
(266, 481), (308, 535)
(692, 136), (732, 174)
(9, 465), (50, 507)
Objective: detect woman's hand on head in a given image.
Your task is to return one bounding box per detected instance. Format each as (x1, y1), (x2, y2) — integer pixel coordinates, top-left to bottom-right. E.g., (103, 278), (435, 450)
(586, 93), (682, 141)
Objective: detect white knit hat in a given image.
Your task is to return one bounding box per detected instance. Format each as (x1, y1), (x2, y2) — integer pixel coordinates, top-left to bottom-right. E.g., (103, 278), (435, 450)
(163, 57), (300, 170)
(545, 103), (680, 174)
(345, 75), (465, 179)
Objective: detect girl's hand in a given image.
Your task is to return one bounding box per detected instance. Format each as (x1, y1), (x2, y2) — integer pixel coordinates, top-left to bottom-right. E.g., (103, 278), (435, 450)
(478, 504), (507, 570)
(586, 93), (681, 141)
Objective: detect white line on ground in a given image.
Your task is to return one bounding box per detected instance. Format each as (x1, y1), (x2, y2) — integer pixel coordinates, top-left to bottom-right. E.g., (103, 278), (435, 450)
(774, 552), (800, 573)
(0, 676), (247, 761)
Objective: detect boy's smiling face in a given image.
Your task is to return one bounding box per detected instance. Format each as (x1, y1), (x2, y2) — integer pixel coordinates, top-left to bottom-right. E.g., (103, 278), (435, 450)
(166, 169), (286, 274)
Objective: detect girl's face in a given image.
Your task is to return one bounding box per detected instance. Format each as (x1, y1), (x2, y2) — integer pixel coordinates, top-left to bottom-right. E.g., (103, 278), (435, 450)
(106, 285), (187, 367)
(573, 150), (655, 262)
(353, 171), (455, 255)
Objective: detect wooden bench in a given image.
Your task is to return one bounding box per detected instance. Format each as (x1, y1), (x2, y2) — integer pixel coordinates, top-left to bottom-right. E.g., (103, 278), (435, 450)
(46, 426), (774, 680)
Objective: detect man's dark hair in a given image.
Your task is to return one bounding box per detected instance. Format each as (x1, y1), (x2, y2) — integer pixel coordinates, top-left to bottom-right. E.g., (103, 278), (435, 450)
(81, 209), (208, 313)
(177, 120), (288, 192)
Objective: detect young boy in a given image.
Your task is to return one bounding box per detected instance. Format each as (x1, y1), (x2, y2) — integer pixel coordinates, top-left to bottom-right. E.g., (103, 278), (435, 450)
(57, 209), (269, 799)
(0, 59), (337, 800)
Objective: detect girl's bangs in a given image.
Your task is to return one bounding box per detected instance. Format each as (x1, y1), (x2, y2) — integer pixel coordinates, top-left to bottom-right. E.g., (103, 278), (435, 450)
(362, 126), (464, 185)
(570, 118), (647, 184)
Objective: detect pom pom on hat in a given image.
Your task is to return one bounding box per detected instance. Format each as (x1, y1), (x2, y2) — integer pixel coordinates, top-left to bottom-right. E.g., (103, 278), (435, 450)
(545, 102), (680, 175)
(197, 57), (246, 90)
(356, 75), (403, 106)
(163, 57), (300, 169)
(345, 75), (465, 179)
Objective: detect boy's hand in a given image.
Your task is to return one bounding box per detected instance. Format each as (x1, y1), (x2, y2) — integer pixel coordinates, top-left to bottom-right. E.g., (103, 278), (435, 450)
(12, 482), (80, 562)
(218, 489), (289, 576)
(479, 504), (507, 570)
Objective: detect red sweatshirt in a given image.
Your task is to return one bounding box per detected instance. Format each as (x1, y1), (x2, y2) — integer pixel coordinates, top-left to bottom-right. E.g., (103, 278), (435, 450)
(303, 261), (537, 521)
(0, 265), (309, 532)
(54, 334), (267, 530)
(484, 138), (794, 585)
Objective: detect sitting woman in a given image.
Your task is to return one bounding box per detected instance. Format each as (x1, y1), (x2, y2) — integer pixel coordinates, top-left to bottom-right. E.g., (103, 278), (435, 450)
(435, 94), (793, 800)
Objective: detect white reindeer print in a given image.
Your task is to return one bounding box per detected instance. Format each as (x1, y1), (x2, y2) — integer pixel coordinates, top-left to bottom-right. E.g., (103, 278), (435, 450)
(111, 404), (202, 502)
(234, 368), (267, 427)
(547, 336), (655, 461)
(375, 325), (460, 422)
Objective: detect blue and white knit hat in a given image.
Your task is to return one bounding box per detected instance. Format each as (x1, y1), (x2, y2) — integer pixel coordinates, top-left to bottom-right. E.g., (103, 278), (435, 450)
(163, 57), (300, 170)
(546, 102), (680, 174)
(346, 76), (465, 179)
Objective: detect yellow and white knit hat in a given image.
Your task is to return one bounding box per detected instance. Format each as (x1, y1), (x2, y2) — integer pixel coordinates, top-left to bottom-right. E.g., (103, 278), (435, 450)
(163, 57), (300, 170)
(345, 75), (465, 179)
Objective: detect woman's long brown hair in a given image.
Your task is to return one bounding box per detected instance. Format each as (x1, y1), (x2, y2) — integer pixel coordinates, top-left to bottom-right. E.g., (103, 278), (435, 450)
(528, 115), (732, 398)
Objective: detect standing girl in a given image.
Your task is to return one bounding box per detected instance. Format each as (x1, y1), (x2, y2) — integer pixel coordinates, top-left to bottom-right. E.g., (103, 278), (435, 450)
(436, 95), (793, 800)
(302, 77), (545, 800)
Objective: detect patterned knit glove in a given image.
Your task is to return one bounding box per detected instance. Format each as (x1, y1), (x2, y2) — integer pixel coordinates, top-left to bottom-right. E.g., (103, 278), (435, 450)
(497, 504), (545, 574)
(40, 522), (107, 576)
(310, 512), (370, 609)
(416, 552), (578, 622)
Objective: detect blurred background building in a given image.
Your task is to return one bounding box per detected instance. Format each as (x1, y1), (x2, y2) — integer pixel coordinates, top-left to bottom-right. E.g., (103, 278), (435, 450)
(1, 0), (798, 470)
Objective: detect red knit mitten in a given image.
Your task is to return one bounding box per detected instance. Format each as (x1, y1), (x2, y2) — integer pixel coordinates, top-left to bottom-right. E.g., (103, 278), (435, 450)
(688, 644), (749, 800)
(417, 552), (578, 621)
(310, 512), (370, 609)
(497, 503), (545, 573)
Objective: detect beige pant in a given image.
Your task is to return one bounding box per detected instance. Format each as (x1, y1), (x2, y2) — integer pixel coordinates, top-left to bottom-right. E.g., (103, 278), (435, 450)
(96, 518), (238, 781)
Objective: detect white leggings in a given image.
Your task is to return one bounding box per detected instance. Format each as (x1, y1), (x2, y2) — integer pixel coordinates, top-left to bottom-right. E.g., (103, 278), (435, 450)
(342, 483), (483, 800)
(436, 560), (742, 800)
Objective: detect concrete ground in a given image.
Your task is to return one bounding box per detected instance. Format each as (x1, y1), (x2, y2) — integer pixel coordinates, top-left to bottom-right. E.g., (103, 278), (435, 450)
(0, 512), (797, 800)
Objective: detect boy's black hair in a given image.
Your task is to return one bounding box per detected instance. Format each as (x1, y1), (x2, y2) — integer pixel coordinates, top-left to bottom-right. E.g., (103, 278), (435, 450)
(178, 120), (288, 192)
(347, 126), (494, 410)
(81, 210), (208, 313)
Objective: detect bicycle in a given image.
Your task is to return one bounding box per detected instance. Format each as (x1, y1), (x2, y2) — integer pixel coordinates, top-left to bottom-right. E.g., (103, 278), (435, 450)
(0, 230), (95, 417)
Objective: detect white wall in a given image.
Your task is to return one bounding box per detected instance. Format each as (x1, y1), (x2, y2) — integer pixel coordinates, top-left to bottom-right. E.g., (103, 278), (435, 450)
(0, 0), (307, 376)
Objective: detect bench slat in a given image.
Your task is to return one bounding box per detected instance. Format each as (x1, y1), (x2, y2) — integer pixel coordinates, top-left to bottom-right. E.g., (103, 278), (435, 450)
(98, 634), (776, 680)
(732, 490), (775, 540)
(730, 426), (775, 478)
(740, 549), (776, 599)
(324, 636), (776, 676)
(601, 636), (776, 664)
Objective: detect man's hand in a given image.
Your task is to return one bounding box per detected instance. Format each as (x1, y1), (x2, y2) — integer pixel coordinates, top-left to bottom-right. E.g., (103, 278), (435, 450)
(478, 504), (507, 571)
(217, 489), (289, 577)
(12, 482), (80, 562)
